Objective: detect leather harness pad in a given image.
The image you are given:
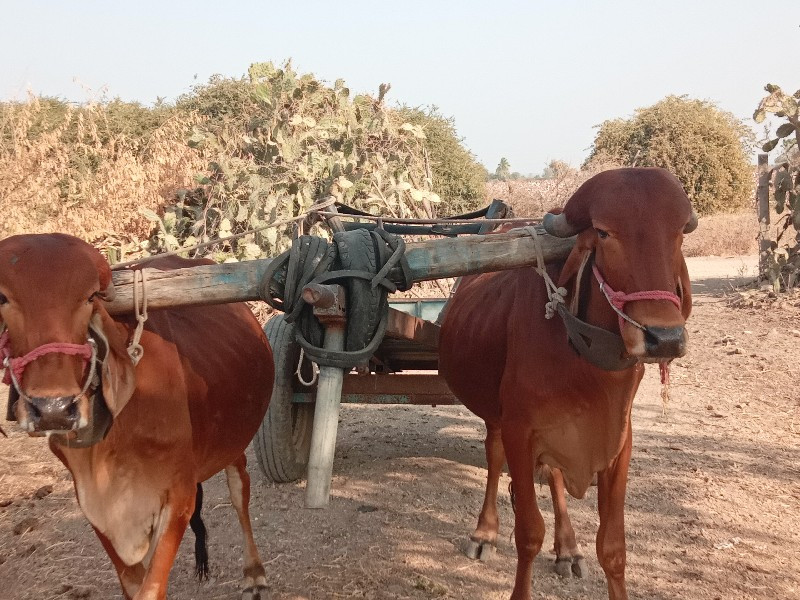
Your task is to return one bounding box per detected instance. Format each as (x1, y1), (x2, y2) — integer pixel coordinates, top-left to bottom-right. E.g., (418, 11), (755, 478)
(558, 252), (637, 372)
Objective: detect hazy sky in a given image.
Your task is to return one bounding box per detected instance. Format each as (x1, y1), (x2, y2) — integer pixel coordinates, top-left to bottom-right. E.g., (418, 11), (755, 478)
(2, 1), (798, 174)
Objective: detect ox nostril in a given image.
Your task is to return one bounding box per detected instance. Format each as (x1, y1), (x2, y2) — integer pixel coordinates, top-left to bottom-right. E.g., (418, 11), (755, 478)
(26, 396), (79, 431)
(643, 327), (687, 358)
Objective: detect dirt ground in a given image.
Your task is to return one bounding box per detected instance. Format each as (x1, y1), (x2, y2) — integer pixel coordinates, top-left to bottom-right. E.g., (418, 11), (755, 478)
(1, 255), (799, 600)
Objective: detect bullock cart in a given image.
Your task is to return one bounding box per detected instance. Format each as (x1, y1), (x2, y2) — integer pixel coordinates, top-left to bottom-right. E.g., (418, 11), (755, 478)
(104, 202), (576, 508)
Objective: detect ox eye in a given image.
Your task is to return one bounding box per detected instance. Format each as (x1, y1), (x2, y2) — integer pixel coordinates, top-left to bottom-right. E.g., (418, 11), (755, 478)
(596, 228), (609, 240)
(0, 293), (7, 305)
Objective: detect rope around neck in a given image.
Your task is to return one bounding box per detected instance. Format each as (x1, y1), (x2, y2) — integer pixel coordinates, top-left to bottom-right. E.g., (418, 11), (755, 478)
(520, 226), (567, 319)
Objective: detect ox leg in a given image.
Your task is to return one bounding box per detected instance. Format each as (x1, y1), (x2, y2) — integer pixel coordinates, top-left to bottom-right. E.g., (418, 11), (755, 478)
(135, 492), (194, 600)
(465, 422), (504, 561)
(225, 454), (268, 599)
(93, 526), (145, 599)
(547, 466), (587, 579)
(596, 421), (633, 600)
(502, 425), (545, 600)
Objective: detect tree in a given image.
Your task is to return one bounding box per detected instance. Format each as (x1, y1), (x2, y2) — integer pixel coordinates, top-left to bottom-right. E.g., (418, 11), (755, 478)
(394, 105), (487, 215)
(588, 95), (754, 215)
(495, 157), (511, 181)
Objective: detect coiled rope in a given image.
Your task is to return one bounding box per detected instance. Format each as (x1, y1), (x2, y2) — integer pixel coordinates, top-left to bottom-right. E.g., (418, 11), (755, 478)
(259, 228), (412, 369)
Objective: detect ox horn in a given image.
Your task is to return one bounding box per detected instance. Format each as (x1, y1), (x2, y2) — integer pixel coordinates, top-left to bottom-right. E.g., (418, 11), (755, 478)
(99, 279), (116, 302)
(543, 212), (581, 238)
(683, 210), (698, 234)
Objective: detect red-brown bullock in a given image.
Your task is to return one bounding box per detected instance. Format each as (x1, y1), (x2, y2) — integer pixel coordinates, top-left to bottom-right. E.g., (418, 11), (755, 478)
(439, 168), (695, 600)
(0, 234), (274, 600)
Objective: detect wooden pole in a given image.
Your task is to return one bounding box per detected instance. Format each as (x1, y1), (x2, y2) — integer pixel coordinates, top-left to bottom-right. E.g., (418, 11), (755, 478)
(105, 227), (575, 314)
(303, 284), (346, 509)
(756, 153), (773, 286)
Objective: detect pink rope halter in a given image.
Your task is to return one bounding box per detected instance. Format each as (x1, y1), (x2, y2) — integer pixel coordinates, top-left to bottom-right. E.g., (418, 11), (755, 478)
(591, 264), (683, 386)
(591, 264), (682, 332)
(0, 330), (93, 388)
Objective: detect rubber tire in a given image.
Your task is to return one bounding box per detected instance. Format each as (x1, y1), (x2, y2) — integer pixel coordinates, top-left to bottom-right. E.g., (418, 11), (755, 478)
(253, 315), (315, 483)
(335, 229), (385, 352)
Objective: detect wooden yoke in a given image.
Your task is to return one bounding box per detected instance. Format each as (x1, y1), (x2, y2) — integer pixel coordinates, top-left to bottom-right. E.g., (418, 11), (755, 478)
(106, 228), (576, 315)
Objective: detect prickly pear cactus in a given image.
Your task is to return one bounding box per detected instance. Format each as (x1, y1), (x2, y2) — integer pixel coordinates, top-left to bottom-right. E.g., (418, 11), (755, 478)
(754, 84), (800, 290)
(151, 61), (442, 261)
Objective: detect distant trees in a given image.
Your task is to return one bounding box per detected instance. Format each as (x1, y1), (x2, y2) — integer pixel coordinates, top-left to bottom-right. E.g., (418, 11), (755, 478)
(587, 95), (754, 215)
(494, 157), (511, 180)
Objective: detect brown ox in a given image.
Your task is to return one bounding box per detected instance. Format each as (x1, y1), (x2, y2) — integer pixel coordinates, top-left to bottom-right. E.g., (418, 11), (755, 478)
(0, 234), (274, 600)
(439, 168), (695, 600)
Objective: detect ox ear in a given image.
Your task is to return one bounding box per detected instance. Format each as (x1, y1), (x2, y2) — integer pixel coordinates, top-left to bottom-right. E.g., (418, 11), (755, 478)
(90, 310), (135, 417)
(678, 258), (693, 320)
(557, 228), (597, 289)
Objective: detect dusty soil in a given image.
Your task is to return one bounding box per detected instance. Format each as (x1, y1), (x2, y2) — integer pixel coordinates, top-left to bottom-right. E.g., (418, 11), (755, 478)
(1, 255), (798, 600)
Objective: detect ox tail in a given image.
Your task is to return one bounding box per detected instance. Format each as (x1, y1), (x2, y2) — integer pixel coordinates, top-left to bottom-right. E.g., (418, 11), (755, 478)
(189, 482), (210, 581)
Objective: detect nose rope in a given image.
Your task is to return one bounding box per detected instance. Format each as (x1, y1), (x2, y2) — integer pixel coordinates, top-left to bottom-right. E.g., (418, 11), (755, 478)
(0, 331), (98, 401)
(0, 331), (93, 386)
(591, 264), (681, 332)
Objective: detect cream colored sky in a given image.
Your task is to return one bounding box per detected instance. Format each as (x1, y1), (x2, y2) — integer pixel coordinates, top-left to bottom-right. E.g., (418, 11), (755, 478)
(2, 0), (798, 174)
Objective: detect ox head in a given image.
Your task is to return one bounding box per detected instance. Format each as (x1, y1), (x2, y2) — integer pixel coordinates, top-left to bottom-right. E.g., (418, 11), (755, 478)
(543, 168), (695, 364)
(0, 234), (135, 445)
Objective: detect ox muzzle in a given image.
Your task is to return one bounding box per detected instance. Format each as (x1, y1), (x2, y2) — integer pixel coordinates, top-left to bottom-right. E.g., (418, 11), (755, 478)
(643, 326), (687, 359)
(592, 264), (687, 361)
(2, 319), (113, 447)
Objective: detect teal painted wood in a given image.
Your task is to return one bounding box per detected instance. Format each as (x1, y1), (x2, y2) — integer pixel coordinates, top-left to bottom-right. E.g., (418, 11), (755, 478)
(388, 299), (448, 322)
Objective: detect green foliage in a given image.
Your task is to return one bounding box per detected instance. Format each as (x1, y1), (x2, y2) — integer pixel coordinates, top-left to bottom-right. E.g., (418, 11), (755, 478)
(176, 75), (256, 120)
(0, 96), (70, 145)
(753, 84), (800, 290)
(588, 95), (754, 215)
(100, 98), (174, 146)
(394, 106), (486, 214)
(162, 62), (469, 260)
(0, 96), (173, 151)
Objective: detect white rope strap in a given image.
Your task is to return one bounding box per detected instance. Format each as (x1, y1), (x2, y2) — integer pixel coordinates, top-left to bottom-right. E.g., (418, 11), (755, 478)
(295, 347), (319, 387)
(128, 269), (149, 366)
(521, 226), (568, 319)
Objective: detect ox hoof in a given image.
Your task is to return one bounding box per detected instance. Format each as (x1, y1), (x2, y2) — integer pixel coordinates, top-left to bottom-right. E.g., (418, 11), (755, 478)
(464, 539), (496, 561)
(554, 555), (588, 579)
(555, 557), (573, 578)
(242, 584), (269, 599)
(572, 556), (588, 578)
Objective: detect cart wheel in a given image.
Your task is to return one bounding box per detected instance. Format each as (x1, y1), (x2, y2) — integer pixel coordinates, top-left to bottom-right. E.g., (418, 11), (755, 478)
(253, 315), (315, 483)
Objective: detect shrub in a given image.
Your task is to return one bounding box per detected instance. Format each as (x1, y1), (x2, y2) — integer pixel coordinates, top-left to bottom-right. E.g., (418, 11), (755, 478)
(0, 95), (205, 247)
(588, 95), (755, 215)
